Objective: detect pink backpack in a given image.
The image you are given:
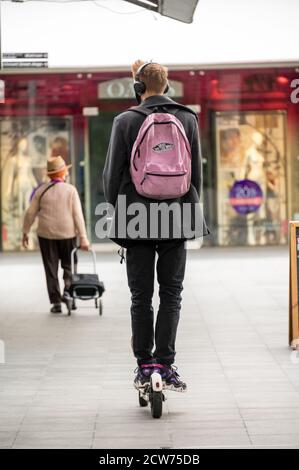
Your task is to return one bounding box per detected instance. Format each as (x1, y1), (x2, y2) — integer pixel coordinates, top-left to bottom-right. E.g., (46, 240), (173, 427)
(130, 107), (192, 200)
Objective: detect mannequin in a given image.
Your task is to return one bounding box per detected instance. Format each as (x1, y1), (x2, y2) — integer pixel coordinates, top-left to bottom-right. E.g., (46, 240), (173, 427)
(219, 128), (246, 245)
(243, 132), (266, 245)
(221, 128), (245, 179)
(244, 132), (266, 185)
(5, 137), (37, 249)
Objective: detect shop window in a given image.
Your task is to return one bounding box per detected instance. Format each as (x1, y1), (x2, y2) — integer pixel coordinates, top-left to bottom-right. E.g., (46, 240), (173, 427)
(0, 117), (72, 251)
(215, 111), (287, 246)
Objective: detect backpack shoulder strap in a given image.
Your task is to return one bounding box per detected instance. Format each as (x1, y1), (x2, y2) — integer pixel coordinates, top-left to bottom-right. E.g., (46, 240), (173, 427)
(128, 106), (154, 117)
(159, 103), (197, 117)
(129, 103), (197, 118)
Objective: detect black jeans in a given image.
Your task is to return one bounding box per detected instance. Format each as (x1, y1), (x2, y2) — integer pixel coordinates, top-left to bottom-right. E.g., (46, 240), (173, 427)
(126, 240), (186, 366)
(38, 236), (77, 304)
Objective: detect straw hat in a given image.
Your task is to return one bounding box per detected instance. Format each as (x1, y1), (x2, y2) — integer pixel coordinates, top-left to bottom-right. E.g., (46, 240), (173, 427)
(47, 156), (72, 175)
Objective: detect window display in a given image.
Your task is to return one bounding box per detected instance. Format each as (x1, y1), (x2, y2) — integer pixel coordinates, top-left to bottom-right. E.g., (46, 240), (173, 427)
(215, 111), (287, 246)
(0, 67), (297, 251)
(1, 117), (71, 251)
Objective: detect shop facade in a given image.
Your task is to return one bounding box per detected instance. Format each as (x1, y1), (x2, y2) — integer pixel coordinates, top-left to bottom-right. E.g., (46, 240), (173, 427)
(0, 62), (299, 251)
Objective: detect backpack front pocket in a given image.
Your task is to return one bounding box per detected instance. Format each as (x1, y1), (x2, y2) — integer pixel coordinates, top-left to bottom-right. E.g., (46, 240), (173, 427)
(140, 171), (189, 199)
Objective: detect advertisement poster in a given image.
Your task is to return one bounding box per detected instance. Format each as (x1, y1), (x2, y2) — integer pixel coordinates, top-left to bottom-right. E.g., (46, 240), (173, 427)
(0, 117), (71, 251)
(215, 111), (287, 246)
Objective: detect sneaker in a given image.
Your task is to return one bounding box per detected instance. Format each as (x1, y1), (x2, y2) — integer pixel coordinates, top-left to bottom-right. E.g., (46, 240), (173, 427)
(50, 303), (62, 314)
(154, 364), (187, 393)
(134, 364), (155, 390)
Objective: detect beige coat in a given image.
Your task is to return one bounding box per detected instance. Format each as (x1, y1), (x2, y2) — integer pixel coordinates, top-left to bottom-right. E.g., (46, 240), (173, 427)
(23, 181), (88, 242)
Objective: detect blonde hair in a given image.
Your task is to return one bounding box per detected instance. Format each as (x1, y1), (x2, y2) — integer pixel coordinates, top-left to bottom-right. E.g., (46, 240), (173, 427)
(131, 60), (168, 95)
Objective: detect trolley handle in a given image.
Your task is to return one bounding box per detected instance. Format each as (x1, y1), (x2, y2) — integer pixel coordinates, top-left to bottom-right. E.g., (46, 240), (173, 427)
(71, 246), (97, 275)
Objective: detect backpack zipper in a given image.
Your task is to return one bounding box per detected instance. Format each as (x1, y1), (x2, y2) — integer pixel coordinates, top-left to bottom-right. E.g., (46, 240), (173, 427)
(147, 171), (186, 176)
(141, 171), (187, 185)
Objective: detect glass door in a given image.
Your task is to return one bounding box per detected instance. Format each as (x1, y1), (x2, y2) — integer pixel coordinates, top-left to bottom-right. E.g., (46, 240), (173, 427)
(86, 112), (118, 243)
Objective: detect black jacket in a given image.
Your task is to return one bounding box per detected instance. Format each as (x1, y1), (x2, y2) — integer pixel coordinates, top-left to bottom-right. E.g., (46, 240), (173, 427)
(102, 95), (210, 247)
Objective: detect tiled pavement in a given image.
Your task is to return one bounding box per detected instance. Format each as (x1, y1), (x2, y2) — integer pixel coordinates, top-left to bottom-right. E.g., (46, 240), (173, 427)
(0, 245), (298, 449)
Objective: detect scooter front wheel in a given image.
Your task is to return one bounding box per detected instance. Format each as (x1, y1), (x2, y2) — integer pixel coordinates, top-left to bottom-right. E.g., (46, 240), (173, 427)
(150, 373), (163, 419)
(151, 391), (162, 418)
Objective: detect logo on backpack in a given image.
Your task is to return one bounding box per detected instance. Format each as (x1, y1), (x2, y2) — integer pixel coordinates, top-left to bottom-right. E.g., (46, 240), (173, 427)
(153, 142), (174, 153)
(130, 109), (191, 200)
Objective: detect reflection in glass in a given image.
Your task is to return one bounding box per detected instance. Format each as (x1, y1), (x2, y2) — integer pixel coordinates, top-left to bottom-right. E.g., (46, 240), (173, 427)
(1, 117), (71, 251)
(215, 111), (287, 246)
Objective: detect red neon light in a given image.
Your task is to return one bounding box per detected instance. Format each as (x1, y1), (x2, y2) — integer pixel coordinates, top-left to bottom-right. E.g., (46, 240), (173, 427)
(276, 76), (289, 85)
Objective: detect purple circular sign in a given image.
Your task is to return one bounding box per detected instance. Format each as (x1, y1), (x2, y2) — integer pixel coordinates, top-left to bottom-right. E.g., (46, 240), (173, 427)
(229, 179), (263, 215)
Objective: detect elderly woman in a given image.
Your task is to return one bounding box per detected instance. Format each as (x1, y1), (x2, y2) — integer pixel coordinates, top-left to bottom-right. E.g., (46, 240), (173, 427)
(22, 156), (89, 313)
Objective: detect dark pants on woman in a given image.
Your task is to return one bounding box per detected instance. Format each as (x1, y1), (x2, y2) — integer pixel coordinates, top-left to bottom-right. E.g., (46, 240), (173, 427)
(38, 236), (77, 304)
(126, 239), (186, 366)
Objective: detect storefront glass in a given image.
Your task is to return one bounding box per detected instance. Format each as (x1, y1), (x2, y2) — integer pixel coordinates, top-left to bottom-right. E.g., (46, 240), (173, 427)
(0, 116), (72, 250)
(88, 112), (118, 243)
(215, 110), (287, 246)
(0, 66), (298, 250)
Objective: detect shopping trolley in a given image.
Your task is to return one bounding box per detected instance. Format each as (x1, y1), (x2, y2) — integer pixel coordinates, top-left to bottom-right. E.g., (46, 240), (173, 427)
(66, 247), (105, 316)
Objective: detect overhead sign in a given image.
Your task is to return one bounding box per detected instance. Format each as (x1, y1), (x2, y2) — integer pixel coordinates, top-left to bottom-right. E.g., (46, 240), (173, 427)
(98, 78), (183, 100)
(3, 53), (48, 59)
(3, 62), (48, 69)
(158, 0), (199, 24)
(123, 0), (199, 24)
(2, 52), (48, 69)
(229, 179), (263, 215)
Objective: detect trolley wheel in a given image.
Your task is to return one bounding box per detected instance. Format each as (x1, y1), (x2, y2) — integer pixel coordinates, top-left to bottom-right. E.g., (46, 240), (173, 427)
(99, 298), (103, 316)
(138, 391), (148, 407)
(150, 391), (163, 419)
